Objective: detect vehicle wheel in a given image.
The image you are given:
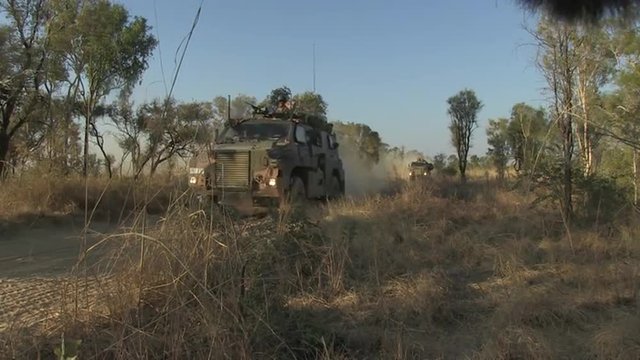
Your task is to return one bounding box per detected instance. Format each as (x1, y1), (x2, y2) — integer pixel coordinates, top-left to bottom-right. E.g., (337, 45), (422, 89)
(289, 176), (306, 203)
(186, 193), (205, 211)
(328, 175), (343, 200)
(280, 176), (306, 212)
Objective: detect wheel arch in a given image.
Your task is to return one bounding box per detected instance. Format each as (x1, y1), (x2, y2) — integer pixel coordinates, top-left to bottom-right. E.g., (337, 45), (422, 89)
(289, 167), (308, 190)
(331, 168), (345, 193)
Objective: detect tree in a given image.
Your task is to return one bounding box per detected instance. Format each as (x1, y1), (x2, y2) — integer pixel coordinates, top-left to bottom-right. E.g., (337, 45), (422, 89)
(29, 91), (84, 174)
(333, 121), (383, 166)
(109, 88), (145, 176)
(507, 103), (550, 175)
(573, 24), (615, 176)
(213, 94), (257, 122)
(136, 97), (212, 177)
(447, 89), (483, 182)
(469, 155), (481, 168)
(111, 96), (213, 178)
(292, 91), (328, 117)
(0, 0), (49, 177)
(433, 153), (447, 171)
(486, 118), (510, 180)
(535, 15), (578, 221)
(602, 13), (640, 205)
(10, 98), (48, 169)
(49, 0), (157, 178)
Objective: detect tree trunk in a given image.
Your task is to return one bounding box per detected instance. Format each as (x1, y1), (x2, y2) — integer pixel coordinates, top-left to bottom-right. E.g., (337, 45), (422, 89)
(458, 147), (468, 183)
(458, 160), (466, 182)
(634, 149), (638, 207)
(83, 87), (96, 178)
(63, 121), (71, 174)
(96, 142), (112, 178)
(560, 34), (574, 223)
(0, 131), (10, 179)
(585, 124), (592, 175)
(562, 116), (573, 222)
(149, 158), (160, 177)
(119, 152), (129, 178)
(576, 67), (593, 177)
(90, 121), (112, 178)
(83, 114), (89, 178)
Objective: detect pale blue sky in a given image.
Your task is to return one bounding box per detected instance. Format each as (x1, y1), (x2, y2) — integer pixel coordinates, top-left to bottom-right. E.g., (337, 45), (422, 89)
(113, 0), (548, 157)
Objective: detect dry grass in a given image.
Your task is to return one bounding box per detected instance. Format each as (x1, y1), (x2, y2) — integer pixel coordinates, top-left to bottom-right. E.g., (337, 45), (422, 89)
(0, 172), (184, 226)
(1, 175), (640, 359)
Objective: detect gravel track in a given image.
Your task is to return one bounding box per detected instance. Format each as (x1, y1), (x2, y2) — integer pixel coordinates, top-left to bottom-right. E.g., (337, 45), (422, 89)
(0, 220), (125, 333)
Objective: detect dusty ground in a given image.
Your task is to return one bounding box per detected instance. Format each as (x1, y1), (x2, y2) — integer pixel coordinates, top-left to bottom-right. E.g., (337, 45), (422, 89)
(0, 216), (156, 333)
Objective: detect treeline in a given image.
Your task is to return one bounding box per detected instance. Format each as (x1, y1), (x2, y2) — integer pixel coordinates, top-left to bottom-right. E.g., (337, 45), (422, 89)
(0, 0), (385, 180)
(0, 0), (158, 177)
(445, 12), (640, 222)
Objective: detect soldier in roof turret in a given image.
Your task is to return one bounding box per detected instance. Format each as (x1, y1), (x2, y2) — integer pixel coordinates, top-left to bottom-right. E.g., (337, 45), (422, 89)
(276, 96), (287, 111)
(271, 95), (291, 115)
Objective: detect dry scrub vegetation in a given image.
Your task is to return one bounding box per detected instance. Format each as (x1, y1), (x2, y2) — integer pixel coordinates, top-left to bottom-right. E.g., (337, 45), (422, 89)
(0, 172), (183, 227)
(1, 176), (640, 359)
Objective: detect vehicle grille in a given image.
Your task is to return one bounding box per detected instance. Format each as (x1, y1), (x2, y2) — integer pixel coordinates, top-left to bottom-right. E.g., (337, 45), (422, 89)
(214, 151), (250, 188)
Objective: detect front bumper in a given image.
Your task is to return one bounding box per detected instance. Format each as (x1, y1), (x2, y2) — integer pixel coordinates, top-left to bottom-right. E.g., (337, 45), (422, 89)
(409, 174), (429, 180)
(189, 181), (284, 210)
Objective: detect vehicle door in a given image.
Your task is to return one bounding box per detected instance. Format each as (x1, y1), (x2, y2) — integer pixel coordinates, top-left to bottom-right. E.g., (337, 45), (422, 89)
(308, 128), (323, 166)
(324, 133), (337, 173)
(294, 124), (313, 167)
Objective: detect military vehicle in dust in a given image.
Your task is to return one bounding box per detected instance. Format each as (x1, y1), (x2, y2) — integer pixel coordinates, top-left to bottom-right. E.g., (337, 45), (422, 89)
(187, 104), (345, 213)
(408, 158), (434, 181)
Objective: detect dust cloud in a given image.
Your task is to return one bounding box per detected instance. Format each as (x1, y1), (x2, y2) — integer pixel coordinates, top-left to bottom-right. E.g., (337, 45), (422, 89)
(338, 146), (423, 197)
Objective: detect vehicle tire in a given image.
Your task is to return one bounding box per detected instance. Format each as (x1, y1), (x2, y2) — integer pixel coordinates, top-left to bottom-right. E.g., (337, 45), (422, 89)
(280, 176), (306, 212)
(186, 193), (205, 211)
(328, 174), (343, 200)
(289, 176), (306, 203)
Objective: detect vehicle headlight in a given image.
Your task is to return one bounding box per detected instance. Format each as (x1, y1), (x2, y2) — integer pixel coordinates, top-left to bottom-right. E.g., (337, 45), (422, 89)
(423, 172), (427, 175)
(409, 171), (413, 176)
(189, 176), (197, 184)
(189, 167), (204, 174)
(268, 178), (277, 187)
(275, 137), (290, 146)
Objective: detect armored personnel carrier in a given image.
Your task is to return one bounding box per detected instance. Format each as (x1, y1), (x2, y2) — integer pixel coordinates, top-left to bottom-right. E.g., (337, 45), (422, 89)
(187, 105), (345, 213)
(408, 158), (434, 181)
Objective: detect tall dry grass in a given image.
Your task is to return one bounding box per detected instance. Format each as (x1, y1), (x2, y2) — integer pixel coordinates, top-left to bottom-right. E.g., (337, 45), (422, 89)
(1, 175), (640, 359)
(0, 172), (184, 226)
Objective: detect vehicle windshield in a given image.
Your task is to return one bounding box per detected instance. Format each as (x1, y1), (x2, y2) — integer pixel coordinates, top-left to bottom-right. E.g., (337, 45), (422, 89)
(217, 122), (290, 143)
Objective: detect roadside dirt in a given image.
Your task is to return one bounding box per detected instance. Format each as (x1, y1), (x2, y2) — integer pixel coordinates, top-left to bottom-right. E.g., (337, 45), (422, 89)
(0, 217), (149, 333)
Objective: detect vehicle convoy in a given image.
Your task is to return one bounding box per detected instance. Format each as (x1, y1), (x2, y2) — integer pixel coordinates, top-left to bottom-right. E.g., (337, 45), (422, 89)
(187, 103), (345, 213)
(408, 158), (434, 181)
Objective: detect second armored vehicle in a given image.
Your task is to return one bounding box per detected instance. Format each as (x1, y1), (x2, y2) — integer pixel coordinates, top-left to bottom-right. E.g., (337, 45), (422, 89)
(408, 158), (434, 181)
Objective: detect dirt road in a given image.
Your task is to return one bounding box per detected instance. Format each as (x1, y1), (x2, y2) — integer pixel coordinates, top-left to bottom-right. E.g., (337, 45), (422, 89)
(0, 218), (131, 333)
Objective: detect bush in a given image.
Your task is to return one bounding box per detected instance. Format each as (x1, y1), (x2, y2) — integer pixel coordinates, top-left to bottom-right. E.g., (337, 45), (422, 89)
(574, 173), (630, 223)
